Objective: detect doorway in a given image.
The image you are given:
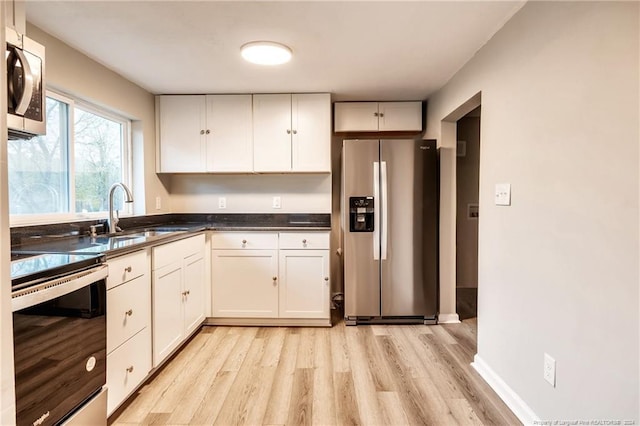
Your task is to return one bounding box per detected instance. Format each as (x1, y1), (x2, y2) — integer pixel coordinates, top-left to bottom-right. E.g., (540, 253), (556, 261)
(455, 106), (481, 320)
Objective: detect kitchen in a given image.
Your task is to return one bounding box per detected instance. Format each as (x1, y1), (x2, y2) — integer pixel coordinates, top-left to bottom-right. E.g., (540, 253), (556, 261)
(1, 1), (639, 425)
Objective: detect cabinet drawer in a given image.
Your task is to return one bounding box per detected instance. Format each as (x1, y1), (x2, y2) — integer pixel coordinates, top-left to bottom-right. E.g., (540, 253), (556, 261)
(107, 275), (150, 353)
(107, 327), (151, 416)
(107, 250), (148, 290)
(279, 232), (330, 250)
(153, 233), (205, 270)
(211, 232), (278, 249)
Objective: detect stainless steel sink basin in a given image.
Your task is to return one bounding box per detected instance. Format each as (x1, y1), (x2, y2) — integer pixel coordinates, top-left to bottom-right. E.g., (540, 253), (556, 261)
(107, 229), (183, 240)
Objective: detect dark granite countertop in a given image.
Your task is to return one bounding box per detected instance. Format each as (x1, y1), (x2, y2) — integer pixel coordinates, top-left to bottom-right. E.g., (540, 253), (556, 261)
(10, 213), (331, 258)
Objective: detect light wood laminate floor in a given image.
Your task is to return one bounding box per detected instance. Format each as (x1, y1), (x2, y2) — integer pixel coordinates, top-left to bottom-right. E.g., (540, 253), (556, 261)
(111, 317), (520, 426)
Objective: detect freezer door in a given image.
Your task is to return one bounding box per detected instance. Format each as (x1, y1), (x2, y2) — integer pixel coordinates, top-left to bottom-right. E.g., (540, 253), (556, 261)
(342, 139), (381, 317)
(380, 139), (438, 318)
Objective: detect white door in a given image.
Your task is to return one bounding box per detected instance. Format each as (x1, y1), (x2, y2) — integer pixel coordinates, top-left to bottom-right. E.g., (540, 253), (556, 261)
(334, 102), (379, 132)
(206, 94), (253, 172)
(158, 95), (206, 172)
(212, 249), (279, 317)
(152, 261), (183, 366)
(291, 93), (331, 172)
(378, 101), (422, 131)
(278, 250), (329, 319)
(253, 94), (292, 172)
(183, 252), (206, 335)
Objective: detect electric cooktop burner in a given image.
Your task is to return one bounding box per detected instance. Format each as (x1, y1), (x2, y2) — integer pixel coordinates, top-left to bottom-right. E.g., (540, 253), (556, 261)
(11, 252), (106, 291)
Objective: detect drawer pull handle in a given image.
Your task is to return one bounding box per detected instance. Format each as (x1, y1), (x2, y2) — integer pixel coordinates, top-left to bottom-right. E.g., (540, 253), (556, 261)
(125, 309), (133, 316)
(126, 366), (134, 373)
(124, 266), (132, 273)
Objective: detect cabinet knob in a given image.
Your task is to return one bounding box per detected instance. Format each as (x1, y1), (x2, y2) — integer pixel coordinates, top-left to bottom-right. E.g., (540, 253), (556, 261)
(200, 130), (205, 135)
(286, 129), (291, 134)
(186, 290), (190, 295)
(182, 290), (191, 296)
(126, 366), (134, 373)
(206, 129), (211, 134)
(242, 239), (247, 244)
(125, 309), (133, 316)
(272, 276), (277, 282)
(379, 113), (384, 117)
(292, 129), (297, 135)
(324, 277), (329, 282)
(374, 112), (379, 117)
(302, 239), (307, 244)
(124, 266), (132, 273)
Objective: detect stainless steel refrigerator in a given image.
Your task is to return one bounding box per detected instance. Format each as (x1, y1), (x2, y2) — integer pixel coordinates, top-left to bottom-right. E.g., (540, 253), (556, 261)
(342, 139), (438, 325)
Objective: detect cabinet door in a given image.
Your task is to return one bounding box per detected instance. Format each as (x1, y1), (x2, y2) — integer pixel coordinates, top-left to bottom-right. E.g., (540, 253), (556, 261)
(106, 275), (150, 353)
(206, 95), (253, 172)
(152, 261), (183, 367)
(253, 94), (292, 172)
(278, 250), (329, 319)
(158, 95), (207, 172)
(378, 101), (422, 131)
(212, 249), (278, 317)
(334, 102), (379, 132)
(106, 327), (151, 416)
(183, 252), (206, 335)
(292, 93), (331, 172)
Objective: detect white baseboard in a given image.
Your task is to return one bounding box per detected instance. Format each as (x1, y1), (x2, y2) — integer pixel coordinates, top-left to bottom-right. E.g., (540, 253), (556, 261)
(471, 355), (540, 425)
(438, 313), (461, 323)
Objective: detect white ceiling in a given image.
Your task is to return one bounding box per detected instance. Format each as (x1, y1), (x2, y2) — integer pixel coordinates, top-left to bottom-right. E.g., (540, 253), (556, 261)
(25, 1), (525, 101)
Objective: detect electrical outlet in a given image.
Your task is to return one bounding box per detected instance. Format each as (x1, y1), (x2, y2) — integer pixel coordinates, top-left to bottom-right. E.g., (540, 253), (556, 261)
(543, 353), (556, 387)
(272, 196), (281, 209)
(218, 197), (226, 209)
(155, 196), (161, 210)
(495, 183), (511, 206)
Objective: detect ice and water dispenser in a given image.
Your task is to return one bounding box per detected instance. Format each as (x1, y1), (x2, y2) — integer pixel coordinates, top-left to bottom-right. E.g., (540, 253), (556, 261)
(349, 196), (374, 232)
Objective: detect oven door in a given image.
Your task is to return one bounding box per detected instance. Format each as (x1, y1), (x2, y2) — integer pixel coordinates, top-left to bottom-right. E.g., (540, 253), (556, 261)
(12, 265), (107, 426)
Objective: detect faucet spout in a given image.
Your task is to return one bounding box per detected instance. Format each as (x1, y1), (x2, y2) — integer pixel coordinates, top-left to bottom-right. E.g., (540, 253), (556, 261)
(108, 182), (134, 234)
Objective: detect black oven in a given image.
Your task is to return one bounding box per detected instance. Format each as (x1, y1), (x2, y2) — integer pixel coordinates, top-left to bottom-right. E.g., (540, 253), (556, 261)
(11, 254), (108, 426)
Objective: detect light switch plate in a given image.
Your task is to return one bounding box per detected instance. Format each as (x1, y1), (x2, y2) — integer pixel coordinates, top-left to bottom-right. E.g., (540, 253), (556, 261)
(495, 183), (511, 206)
(218, 197), (226, 209)
(272, 196), (281, 209)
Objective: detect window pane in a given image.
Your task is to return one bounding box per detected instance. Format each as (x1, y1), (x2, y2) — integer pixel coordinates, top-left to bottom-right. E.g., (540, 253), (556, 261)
(8, 97), (70, 214)
(74, 107), (124, 213)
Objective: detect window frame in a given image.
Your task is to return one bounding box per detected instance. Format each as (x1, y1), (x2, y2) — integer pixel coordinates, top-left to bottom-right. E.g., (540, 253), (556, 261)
(9, 89), (133, 226)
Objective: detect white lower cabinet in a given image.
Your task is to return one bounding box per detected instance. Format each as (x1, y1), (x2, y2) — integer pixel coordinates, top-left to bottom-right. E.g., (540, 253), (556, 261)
(211, 249), (279, 317)
(211, 231), (330, 324)
(105, 250), (151, 416)
(279, 250), (329, 319)
(152, 234), (206, 367)
(106, 327), (151, 415)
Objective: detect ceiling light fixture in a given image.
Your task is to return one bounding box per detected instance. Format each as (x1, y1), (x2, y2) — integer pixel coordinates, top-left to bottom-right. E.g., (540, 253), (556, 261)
(241, 41), (292, 65)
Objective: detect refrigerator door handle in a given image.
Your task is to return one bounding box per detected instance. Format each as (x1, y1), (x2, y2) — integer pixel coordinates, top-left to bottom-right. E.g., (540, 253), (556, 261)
(373, 161), (380, 260)
(381, 161), (388, 260)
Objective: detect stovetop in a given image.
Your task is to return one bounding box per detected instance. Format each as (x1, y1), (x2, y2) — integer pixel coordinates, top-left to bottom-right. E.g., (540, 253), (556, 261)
(11, 252), (106, 291)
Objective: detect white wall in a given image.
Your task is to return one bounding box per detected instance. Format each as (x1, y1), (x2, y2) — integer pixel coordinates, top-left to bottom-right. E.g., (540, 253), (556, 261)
(426, 2), (639, 422)
(169, 174), (331, 213)
(25, 24), (170, 216)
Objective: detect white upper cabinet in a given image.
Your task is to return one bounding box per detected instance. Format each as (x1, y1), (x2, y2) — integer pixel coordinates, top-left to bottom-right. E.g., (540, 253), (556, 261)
(157, 95), (206, 172)
(253, 93), (331, 173)
(157, 94), (253, 173)
(253, 94), (292, 172)
(206, 95), (253, 172)
(292, 94), (331, 172)
(334, 101), (423, 133)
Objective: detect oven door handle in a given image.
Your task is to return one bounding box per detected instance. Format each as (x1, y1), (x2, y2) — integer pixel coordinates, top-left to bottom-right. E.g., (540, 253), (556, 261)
(12, 265), (108, 312)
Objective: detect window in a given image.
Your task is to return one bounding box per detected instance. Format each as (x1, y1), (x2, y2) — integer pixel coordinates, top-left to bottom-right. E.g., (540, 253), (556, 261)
(8, 91), (131, 222)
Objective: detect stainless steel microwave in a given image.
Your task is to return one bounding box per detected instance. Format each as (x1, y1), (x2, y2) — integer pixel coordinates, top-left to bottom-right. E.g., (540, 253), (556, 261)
(6, 27), (45, 140)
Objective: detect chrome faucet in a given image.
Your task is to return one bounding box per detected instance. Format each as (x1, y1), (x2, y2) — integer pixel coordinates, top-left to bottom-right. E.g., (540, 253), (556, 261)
(108, 182), (134, 234)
